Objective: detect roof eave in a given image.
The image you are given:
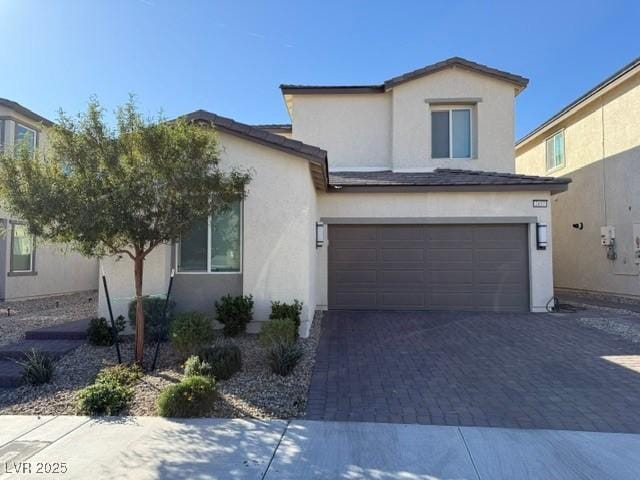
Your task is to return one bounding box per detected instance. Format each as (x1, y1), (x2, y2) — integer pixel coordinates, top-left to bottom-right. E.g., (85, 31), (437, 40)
(517, 56), (640, 149)
(328, 183), (569, 194)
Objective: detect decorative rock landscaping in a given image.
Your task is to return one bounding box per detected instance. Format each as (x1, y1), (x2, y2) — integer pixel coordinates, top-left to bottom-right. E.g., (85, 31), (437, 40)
(0, 311), (321, 419)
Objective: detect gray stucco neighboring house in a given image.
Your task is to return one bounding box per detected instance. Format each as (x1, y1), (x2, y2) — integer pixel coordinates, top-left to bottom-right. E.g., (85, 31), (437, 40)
(99, 57), (570, 336)
(0, 98), (98, 300)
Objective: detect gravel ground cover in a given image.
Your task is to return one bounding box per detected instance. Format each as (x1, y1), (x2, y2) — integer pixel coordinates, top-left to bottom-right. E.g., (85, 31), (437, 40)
(0, 291), (97, 347)
(0, 313), (321, 418)
(570, 300), (640, 343)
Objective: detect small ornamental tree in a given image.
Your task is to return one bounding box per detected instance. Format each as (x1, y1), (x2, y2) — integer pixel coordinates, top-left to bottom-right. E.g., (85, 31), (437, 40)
(0, 97), (250, 364)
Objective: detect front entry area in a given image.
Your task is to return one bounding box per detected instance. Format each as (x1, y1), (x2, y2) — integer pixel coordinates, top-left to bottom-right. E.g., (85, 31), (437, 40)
(328, 223), (530, 312)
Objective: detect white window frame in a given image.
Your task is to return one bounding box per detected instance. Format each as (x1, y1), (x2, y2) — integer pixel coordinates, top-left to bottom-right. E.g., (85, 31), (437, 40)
(176, 201), (243, 275)
(545, 130), (565, 172)
(430, 107), (473, 160)
(14, 122), (38, 150)
(10, 222), (35, 273)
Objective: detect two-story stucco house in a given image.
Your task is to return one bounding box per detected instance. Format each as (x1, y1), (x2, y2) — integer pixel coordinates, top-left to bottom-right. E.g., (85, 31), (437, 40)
(99, 57), (570, 335)
(516, 57), (640, 303)
(0, 98), (99, 300)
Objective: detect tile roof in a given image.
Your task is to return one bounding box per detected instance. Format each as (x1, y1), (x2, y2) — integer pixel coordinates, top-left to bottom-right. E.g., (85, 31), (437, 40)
(329, 168), (570, 192)
(181, 110), (328, 189)
(281, 57), (528, 94)
(183, 110), (326, 163)
(0, 98), (54, 126)
(517, 56), (640, 146)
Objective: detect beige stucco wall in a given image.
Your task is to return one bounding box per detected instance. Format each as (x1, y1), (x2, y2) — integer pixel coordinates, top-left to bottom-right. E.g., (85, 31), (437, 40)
(98, 131), (318, 335)
(288, 67), (517, 174)
(391, 68), (516, 172)
(291, 93), (392, 170)
(316, 190), (554, 312)
(0, 106), (98, 300)
(516, 72), (640, 298)
(2, 238), (98, 300)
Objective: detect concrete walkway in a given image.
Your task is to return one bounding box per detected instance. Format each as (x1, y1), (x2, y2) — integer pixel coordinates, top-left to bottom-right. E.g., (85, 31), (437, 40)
(1, 416), (639, 479)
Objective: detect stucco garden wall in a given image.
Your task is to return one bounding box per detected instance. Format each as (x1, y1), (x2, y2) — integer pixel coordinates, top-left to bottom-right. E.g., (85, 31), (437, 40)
(315, 190), (554, 312)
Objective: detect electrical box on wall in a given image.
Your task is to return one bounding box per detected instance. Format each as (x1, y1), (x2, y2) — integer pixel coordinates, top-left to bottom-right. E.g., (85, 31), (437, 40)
(601, 226), (616, 246)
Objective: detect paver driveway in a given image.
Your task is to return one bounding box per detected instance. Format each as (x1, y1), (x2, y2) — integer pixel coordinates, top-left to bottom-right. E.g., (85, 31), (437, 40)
(306, 309), (640, 433)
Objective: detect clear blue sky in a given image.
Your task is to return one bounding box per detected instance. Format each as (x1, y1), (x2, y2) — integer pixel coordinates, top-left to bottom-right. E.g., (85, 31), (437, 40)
(1, 0), (638, 139)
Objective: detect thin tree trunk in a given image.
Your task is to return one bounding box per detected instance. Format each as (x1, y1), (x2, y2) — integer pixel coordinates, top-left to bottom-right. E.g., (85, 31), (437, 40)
(134, 254), (145, 365)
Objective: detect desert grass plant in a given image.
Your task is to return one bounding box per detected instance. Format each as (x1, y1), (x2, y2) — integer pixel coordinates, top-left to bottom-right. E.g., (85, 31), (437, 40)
(269, 300), (303, 333)
(76, 381), (133, 416)
(259, 317), (297, 348)
(198, 341), (242, 381)
(95, 364), (143, 387)
(183, 355), (214, 378)
(157, 375), (217, 418)
(18, 349), (55, 385)
(75, 364), (141, 416)
(214, 294), (254, 337)
(169, 312), (215, 358)
(268, 341), (303, 377)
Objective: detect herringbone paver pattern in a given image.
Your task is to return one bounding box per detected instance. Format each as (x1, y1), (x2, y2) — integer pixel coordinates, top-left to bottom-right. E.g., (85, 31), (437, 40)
(306, 310), (640, 433)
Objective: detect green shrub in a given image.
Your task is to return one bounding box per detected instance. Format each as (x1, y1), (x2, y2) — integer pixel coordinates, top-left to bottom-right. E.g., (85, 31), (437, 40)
(198, 341), (242, 380)
(87, 316), (125, 346)
(76, 381), (133, 416)
(157, 375), (217, 417)
(269, 300), (303, 333)
(214, 294), (254, 337)
(95, 364), (143, 387)
(128, 296), (176, 343)
(18, 349), (54, 385)
(259, 318), (297, 348)
(268, 341), (303, 376)
(183, 355), (214, 378)
(170, 312), (214, 358)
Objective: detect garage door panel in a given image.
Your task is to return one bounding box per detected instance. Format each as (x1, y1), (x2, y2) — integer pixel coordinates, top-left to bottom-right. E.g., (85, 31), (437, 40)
(329, 224), (529, 312)
(430, 270), (474, 284)
(332, 248), (377, 262)
(428, 248), (474, 262)
(333, 269), (378, 284)
(332, 226), (378, 241)
(381, 248), (424, 262)
(380, 270), (425, 284)
(378, 226), (425, 241)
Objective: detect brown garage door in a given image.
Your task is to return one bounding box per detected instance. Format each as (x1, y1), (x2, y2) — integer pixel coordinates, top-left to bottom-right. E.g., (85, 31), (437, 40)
(328, 224), (530, 312)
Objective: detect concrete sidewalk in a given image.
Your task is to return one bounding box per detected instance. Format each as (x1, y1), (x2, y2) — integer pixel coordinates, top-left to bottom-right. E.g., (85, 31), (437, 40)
(1, 416), (639, 479)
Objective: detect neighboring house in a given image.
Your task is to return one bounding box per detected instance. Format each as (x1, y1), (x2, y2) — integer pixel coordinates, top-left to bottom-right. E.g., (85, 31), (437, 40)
(0, 98), (99, 300)
(99, 57), (570, 335)
(516, 57), (640, 302)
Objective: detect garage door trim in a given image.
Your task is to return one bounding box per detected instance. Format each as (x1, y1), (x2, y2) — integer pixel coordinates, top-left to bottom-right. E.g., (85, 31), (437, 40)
(321, 216), (537, 225)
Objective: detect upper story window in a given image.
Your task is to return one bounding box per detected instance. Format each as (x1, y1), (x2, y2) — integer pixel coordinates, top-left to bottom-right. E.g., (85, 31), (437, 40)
(14, 122), (37, 152)
(0, 119), (4, 151)
(11, 223), (35, 273)
(545, 131), (565, 171)
(431, 108), (472, 159)
(177, 199), (242, 273)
